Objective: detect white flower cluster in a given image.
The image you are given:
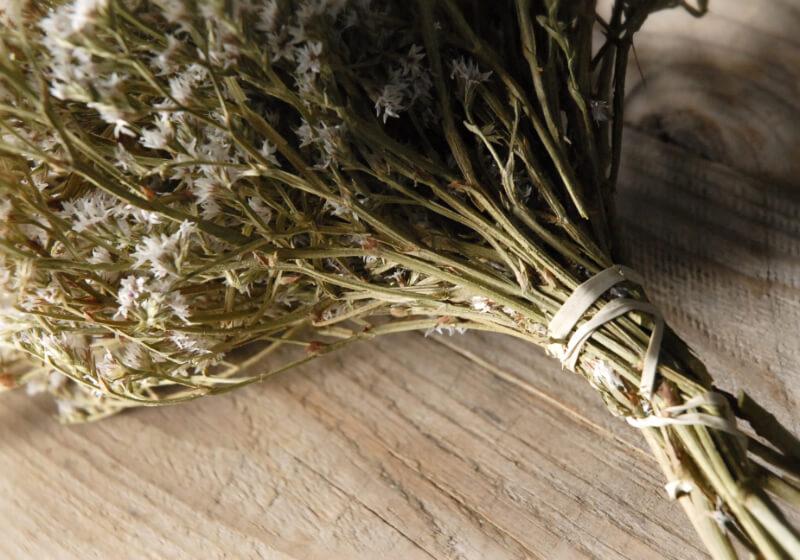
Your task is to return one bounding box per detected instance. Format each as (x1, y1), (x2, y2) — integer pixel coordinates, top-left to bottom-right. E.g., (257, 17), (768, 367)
(132, 220), (196, 279)
(295, 119), (346, 168)
(114, 274), (191, 325)
(470, 295), (492, 313)
(0, 0), (510, 420)
(424, 323), (468, 337)
(374, 45), (433, 123)
(450, 56), (493, 90)
(39, 0), (111, 101)
(59, 191), (162, 234)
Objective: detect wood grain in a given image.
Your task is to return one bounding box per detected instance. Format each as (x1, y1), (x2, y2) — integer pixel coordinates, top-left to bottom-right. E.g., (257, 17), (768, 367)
(616, 0), (800, 433)
(0, 330), (707, 560)
(2, 2), (799, 558)
(620, 0), (800, 191)
(616, 129), (800, 433)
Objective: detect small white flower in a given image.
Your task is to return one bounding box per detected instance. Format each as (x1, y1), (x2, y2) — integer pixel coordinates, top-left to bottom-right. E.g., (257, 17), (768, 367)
(293, 119), (344, 168)
(88, 246), (112, 264)
(266, 29), (296, 63)
(590, 99), (611, 122)
(314, 121), (344, 166)
(363, 255), (378, 267)
(88, 246), (117, 281)
(297, 0), (346, 23)
(197, 124), (230, 161)
(450, 57), (492, 87)
(470, 295), (492, 313)
(97, 72), (125, 96)
(255, 0), (279, 33)
(373, 45), (432, 123)
(591, 359), (625, 390)
(154, 0), (189, 25)
(116, 204), (162, 226)
(248, 197), (273, 224)
(711, 507), (734, 530)
(35, 283), (61, 306)
(166, 291), (191, 323)
(664, 479), (694, 500)
(139, 112), (174, 150)
(167, 63), (209, 105)
(87, 102), (134, 138)
(192, 177), (224, 219)
(388, 269), (406, 285)
(424, 323), (467, 337)
(140, 128), (169, 150)
(517, 182), (533, 202)
(203, 25), (241, 68)
(296, 41), (323, 75)
(169, 75), (193, 104)
(170, 332), (213, 355)
(31, 175), (50, 191)
(401, 44), (426, 75)
(114, 143), (138, 174)
(183, 63), (208, 84)
(115, 275), (147, 319)
(131, 220), (196, 278)
(401, 44), (432, 104)
(374, 82), (405, 123)
(96, 350), (118, 379)
(60, 190), (119, 232)
(287, 24), (307, 45)
(258, 140), (280, 166)
(323, 199), (351, 219)
(120, 343), (147, 369)
(70, 0), (108, 32)
(295, 119), (314, 147)
(152, 34), (182, 75)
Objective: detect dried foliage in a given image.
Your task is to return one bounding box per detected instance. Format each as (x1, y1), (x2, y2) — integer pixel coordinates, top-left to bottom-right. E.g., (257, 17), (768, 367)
(1, 1), (798, 558)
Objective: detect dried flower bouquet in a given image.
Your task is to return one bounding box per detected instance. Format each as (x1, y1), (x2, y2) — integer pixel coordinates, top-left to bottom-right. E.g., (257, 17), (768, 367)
(0, 1), (798, 557)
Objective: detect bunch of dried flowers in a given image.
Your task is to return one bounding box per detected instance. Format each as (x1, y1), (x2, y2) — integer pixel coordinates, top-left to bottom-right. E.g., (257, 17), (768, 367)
(0, 0), (798, 557)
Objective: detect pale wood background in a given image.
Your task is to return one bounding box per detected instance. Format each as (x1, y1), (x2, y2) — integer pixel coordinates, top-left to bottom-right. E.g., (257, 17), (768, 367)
(2, 2), (799, 558)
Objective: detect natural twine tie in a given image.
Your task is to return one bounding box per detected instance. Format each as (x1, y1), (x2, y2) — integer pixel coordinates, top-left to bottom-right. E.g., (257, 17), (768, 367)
(547, 265), (743, 500)
(547, 265), (663, 399)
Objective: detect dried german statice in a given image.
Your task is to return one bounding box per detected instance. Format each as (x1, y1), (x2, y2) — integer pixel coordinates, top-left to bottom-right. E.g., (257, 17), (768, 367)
(1, 1), (798, 558)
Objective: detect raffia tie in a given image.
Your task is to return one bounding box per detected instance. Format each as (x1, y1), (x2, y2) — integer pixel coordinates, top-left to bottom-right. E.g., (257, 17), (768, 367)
(547, 265), (742, 499)
(547, 265), (663, 399)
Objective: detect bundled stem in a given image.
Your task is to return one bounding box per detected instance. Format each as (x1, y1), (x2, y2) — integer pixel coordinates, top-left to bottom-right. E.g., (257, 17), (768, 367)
(0, 0), (797, 557)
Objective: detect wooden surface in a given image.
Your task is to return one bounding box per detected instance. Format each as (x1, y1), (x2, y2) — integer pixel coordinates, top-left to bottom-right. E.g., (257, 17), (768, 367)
(2, 2), (799, 558)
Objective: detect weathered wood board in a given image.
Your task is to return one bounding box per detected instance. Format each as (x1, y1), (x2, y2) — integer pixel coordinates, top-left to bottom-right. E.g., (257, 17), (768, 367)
(1, 2), (798, 558)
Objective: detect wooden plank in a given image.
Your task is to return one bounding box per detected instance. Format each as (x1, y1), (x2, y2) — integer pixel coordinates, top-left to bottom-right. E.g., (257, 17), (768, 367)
(616, 129), (800, 434)
(0, 329), (706, 560)
(618, 0), (800, 190)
